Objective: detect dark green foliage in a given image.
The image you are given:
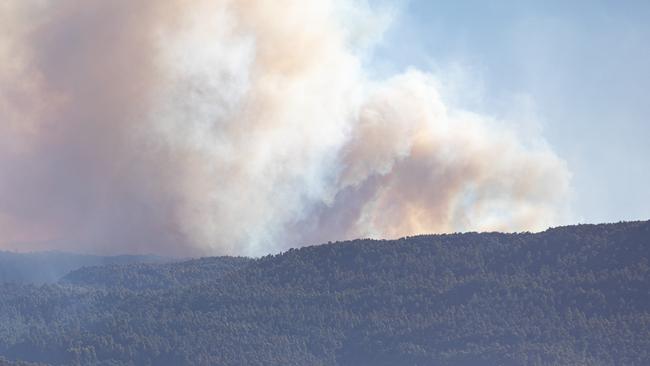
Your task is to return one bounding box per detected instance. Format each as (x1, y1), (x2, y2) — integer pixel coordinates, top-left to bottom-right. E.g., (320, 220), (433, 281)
(61, 257), (252, 290)
(0, 221), (648, 365)
(0, 356), (46, 366)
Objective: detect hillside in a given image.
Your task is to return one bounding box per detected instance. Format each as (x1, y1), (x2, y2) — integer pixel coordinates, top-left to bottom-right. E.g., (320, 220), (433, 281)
(0, 252), (169, 284)
(0, 221), (648, 365)
(61, 257), (253, 290)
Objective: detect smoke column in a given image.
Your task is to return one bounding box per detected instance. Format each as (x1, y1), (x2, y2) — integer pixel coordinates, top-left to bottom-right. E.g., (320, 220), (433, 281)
(0, 0), (570, 256)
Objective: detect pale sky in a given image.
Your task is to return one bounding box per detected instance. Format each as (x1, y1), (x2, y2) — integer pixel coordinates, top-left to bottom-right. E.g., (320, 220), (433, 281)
(371, 0), (650, 224)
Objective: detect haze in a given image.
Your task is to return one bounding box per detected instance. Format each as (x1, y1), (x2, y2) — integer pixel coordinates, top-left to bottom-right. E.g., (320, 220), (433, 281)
(3, 0), (642, 256)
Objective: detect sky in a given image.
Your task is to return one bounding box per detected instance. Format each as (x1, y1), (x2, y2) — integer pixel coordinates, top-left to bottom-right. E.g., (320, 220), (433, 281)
(0, 0), (646, 256)
(372, 0), (650, 225)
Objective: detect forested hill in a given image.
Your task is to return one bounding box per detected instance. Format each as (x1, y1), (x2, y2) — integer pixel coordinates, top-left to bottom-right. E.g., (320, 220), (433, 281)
(0, 221), (649, 365)
(61, 256), (253, 290)
(0, 251), (169, 284)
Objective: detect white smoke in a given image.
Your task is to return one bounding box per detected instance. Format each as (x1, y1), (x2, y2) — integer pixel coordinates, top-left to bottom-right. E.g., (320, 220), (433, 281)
(0, 0), (570, 256)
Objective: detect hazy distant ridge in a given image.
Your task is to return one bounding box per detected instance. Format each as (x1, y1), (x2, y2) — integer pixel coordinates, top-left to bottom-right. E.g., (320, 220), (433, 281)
(0, 251), (168, 284)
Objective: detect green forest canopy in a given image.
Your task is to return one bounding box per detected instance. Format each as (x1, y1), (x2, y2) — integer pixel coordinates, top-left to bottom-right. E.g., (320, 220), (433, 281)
(0, 221), (648, 365)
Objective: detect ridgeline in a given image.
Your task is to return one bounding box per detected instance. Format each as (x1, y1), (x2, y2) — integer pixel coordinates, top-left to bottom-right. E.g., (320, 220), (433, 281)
(1, 221), (649, 365)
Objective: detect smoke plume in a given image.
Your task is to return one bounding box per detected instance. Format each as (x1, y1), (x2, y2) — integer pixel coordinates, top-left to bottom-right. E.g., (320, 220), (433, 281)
(0, 0), (570, 256)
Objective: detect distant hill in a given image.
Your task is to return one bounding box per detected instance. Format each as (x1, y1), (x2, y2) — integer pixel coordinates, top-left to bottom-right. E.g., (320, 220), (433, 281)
(0, 221), (648, 365)
(61, 256), (253, 290)
(0, 251), (169, 284)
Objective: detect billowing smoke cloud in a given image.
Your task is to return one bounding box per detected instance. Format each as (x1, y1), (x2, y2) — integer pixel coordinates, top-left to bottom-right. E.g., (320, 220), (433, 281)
(0, 0), (570, 256)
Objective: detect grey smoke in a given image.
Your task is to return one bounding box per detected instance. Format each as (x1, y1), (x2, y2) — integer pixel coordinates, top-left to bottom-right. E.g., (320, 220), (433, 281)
(0, 0), (570, 256)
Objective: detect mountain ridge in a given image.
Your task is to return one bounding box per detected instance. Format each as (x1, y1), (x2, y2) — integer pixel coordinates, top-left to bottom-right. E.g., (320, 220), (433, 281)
(0, 220), (648, 365)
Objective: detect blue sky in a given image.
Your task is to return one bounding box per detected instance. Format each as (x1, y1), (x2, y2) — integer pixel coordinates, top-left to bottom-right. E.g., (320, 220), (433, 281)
(371, 0), (650, 224)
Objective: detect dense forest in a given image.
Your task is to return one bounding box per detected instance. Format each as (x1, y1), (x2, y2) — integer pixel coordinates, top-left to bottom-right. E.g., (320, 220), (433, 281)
(0, 221), (649, 365)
